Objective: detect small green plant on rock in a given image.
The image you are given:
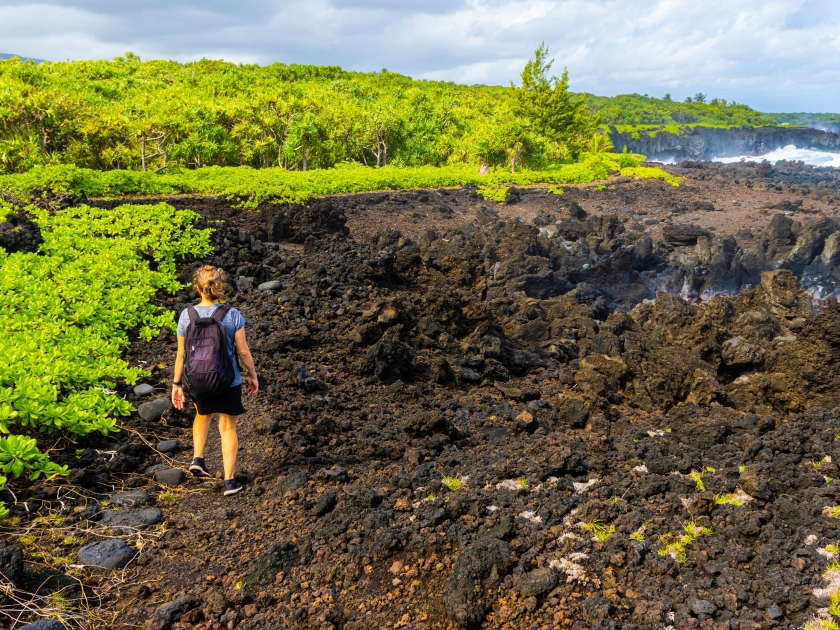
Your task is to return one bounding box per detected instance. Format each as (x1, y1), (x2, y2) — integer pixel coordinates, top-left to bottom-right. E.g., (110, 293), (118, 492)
(687, 471), (705, 491)
(830, 589), (840, 617)
(630, 530), (645, 542)
(826, 543), (840, 553)
(547, 185), (564, 195)
(159, 491), (178, 502)
(517, 478), (530, 489)
(656, 522), (712, 564)
(441, 476), (464, 492)
(583, 519), (615, 542)
(713, 493), (744, 507)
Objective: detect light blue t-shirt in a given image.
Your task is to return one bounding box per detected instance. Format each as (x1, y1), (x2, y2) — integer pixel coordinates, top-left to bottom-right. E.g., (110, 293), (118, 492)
(177, 305), (246, 387)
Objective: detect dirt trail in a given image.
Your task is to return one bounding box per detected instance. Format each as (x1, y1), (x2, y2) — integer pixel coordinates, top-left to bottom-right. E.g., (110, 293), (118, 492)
(4, 160), (840, 630)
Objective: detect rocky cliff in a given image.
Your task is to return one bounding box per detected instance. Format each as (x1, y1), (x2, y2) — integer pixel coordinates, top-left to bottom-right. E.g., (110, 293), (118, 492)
(611, 124), (840, 162)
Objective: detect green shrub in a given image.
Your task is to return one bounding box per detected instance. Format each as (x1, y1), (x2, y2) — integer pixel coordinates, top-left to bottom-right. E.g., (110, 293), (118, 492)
(0, 200), (211, 516)
(0, 153), (671, 208)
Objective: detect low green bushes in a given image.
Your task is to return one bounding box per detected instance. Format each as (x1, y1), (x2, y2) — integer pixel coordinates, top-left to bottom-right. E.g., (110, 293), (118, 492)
(0, 201), (212, 515)
(0, 152), (675, 209)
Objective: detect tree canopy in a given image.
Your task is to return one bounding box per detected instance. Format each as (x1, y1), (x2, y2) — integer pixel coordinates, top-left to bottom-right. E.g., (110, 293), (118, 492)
(0, 53), (777, 175)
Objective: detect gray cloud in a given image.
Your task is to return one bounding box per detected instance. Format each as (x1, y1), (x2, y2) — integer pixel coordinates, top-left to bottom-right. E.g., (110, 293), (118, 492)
(0, 0), (838, 111)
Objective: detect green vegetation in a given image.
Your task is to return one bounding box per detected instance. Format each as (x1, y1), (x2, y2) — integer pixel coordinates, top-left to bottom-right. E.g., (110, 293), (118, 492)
(687, 471), (706, 491)
(0, 200), (212, 516)
(767, 112), (840, 128)
(713, 493), (745, 507)
(583, 519), (616, 542)
(441, 476), (464, 492)
(0, 50), (777, 177)
(0, 49), (597, 174)
(656, 522), (713, 564)
(831, 590), (840, 618)
(587, 92), (775, 127)
(0, 151), (673, 209)
(476, 185), (510, 203)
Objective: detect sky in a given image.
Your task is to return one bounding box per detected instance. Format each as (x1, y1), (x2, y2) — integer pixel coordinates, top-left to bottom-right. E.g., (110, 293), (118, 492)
(1, 0), (839, 112)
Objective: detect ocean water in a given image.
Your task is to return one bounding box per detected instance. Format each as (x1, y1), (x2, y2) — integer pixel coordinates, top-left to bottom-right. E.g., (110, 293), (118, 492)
(714, 144), (840, 167)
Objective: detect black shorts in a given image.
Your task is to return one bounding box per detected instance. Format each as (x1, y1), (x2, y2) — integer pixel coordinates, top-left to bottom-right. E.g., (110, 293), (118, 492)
(193, 384), (246, 416)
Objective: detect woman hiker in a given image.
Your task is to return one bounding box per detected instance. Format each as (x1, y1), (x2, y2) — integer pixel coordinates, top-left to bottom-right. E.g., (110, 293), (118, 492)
(171, 266), (259, 496)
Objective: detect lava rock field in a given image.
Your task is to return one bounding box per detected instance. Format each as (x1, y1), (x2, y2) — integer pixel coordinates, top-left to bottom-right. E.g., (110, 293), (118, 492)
(6, 161), (840, 630)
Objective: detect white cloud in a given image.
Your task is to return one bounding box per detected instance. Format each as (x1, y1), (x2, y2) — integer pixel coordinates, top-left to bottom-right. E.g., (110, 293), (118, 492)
(0, 0), (838, 111)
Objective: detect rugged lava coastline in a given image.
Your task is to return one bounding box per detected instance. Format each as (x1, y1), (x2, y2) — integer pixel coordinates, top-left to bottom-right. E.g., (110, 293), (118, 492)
(4, 160), (840, 630)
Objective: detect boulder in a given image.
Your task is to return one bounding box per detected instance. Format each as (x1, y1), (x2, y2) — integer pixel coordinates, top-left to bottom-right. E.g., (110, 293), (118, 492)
(144, 463), (169, 477)
(515, 567), (558, 598)
(154, 468), (186, 487)
(554, 397), (590, 429)
(258, 280), (282, 291)
(156, 440), (179, 453)
(152, 595), (199, 625)
(581, 596), (612, 623)
(688, 595), (717, 616)
(18, 621), (66, 630)
(0, 213), (43, 254)
(235, 276), (255, 292)
(101, 508), (163, 530)
(0, 542), (23, 587)
(244, 541), (300, 587)
(313, 490), (337, 517)
(77, 539), (136, 569)
(109, 490), (151, 508)
(280, 471), (308, 495)
(441, 537), (515, 625)
(360, 339), (414, 384)
(134, 383), (156, 397)
(137, 397), (172, 422)
(663, 224), (712, 246)
(253, 415), (281, 435)
(721, 337), (761, 366)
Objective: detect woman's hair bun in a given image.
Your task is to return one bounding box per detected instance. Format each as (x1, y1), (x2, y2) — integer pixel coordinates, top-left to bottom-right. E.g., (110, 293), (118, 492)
(192, 265), (228, 300)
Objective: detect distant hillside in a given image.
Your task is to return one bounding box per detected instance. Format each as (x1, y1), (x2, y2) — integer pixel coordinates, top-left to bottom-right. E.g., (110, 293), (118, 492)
(766, 112), (840, 133)
(584, 92), (775, 127)
(0, 53), (45, 63)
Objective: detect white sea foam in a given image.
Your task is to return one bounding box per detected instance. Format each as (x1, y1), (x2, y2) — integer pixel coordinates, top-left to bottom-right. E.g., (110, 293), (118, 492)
(714, 144), (840, 168)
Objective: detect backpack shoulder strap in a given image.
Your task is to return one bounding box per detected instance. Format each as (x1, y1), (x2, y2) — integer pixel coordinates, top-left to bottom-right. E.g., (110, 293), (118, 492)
(212, 304), (231, 323)
(187, 306), (199, 324)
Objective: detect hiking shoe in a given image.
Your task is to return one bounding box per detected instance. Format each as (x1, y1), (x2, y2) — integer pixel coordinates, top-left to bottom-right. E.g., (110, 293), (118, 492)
(189, 458), (212, 477)
(223, 479), (242, 496)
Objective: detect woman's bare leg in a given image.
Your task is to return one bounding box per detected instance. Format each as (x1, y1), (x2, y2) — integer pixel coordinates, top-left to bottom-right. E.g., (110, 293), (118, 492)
(193, 408), (213, 459)
(218, 414), (239, 480)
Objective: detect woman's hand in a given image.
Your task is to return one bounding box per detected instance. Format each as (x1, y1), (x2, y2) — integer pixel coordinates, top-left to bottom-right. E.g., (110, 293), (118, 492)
(248, 376), (259, 398)
(172, 385), (185, 410)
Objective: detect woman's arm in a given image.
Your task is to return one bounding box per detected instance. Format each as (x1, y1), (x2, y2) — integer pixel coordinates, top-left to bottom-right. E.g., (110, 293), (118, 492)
(234, 327), (259, 397)
(172, 335), (186, 409)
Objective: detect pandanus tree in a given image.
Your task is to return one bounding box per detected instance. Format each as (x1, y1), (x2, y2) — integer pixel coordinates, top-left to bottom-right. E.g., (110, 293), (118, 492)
(508, 43), (600, 169)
